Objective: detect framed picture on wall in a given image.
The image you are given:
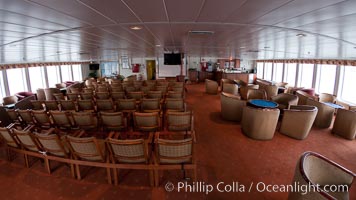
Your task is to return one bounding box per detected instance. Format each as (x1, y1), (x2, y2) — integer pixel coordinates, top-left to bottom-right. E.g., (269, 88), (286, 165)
(122, 56), (130, 69)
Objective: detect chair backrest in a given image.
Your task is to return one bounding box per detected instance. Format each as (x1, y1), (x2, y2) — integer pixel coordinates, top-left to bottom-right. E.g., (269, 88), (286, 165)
(30, 100), (44, 110)
(332, 108), (356, 140)
(53, 93), (65, 101)
(240, 84), (259, 100)
(147, 91), (163, 99)
(12, 128), (40, 152)
(59, 100), (77, 111)
(80, 92), (94, 100)
(67, 93), (80, 101)
(133, 112), (161, 132)
(100, 112), (126, 131)
(77, 100), (96, 112)
(165, 98), (185, 112)
(306, 99), (335, 128)
(264, 85), (279, 100)
(205, 79), (218, 95)
(155, 136), (193, 164)
(32, 110), (52, 127)
(141, 98), (161, 112)
(44, 88), (61, 100)
(66, 136), (105, 161)
(106, 138), (148, 163)
(0, 125), (20, 148)
(34, 133), (70, 157)
(319, 93), (336, 103)
(155, 86), (168, 94)
(6, 109), (19, 122)
(167, 91), (184, 99)
(271, 93), (299, 109)
(116, 99), (136, 112)
(3, 96), (18, 105)
(17, 109), (34, 125)
(246, 89), (267, 100)
(220, 92), (246, 122)
(44, 100), (59, 111)
(50, 110), (73, 128)
(36, 88), (46, 101)
(127, 92), (144, 101)
(111, 92), (126, 101)
(96, 92), (110, 100)
(71, 112), (97, 130)
(96, 99), (115, 112)
(222, 83), (238, 95)
(288, 151), (355, 200)
(166, 111), (192, 131)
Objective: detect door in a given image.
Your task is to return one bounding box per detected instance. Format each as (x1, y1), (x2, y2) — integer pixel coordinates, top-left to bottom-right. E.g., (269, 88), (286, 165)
(146, 60), (156, 80)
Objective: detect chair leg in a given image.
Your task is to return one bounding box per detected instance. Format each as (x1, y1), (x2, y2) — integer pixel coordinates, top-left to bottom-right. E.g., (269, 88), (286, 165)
(113, 168), (118, 185)
(24, 154), (29, 168)
(70, 163), (76, 178)
(154, 169), (159, 187)
(106, 167), (112, 184)
(45, 158), (51, 174)
(75, 164), (81, 180)
(149, 170), (154, 187)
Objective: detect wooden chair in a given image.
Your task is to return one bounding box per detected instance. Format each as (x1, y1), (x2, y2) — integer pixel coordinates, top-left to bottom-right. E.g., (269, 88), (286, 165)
(59, 100), (77, 112)
(99, 112), (127, 132)
(96, 92), (110, 100)
(71, 111), (98, 132)
(133, 112), (161, 137)
(17, 109), (35, 126)
(6, 109), (20, 124)
(30, 100), (44, 110)
(164, 98), (186, 113)
(67, 93), (80, 101)
(53, 93), (65, 101)
(77, 100), (96, 112)
(96, 99), (115, 113)
(140, 98), (161, 113)
(154, 133), (196, 187)
(80, 92), (94, 101)
(165, 111), (196, 143)
(167, 91), (184, 99)
(0, 123), (24, 161)
(32, 110), (53, 129)
(66, 135), (111, 183)
(44, 100), (59, 111)
(111, 92), (126, 101)
(106, 133), (154, 186)
(50, 110), (75, 130)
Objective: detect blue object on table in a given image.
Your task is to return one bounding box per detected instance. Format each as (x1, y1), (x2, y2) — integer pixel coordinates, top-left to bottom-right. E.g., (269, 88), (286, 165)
(323, 102), (344, 109)
(249, 99), (278, 108)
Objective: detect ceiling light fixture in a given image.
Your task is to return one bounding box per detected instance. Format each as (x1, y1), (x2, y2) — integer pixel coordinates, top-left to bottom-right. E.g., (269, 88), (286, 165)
(155, 44), (161, 47)
(239, 46), (246, 49)
(188, 30), (214, 35)
(296, 33), (306, 37)
(130, 26), (142, 30)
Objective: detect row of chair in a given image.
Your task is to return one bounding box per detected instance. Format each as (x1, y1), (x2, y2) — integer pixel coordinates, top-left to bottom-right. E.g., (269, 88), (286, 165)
(0, 124), (196, 187)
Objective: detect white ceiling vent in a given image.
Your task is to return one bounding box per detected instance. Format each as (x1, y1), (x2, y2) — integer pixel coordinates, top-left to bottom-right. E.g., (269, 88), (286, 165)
(188, 31), (214, 35)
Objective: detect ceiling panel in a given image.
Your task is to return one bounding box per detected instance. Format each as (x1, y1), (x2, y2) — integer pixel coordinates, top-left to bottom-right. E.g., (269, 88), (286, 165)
(164, 0), (204, 22)
(197, 0), (246, 22)
(124, 0), (168, 22)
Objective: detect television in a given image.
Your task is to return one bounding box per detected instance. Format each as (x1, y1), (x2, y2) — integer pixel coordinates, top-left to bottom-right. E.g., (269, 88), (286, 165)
(89, 63), (99, 70)
(164, 53), (182, 65)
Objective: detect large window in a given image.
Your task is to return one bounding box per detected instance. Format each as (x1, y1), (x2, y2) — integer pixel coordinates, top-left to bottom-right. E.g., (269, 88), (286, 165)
(263, 62), (273, 81)
(72, 64), (83, 81)
(272, 63), (283, 82)
(7, 68), (28, 94)
(47, 65), (61, 87)
(315, 64), (336, 94)
(61, 65), (72, 82)
(339, 66), (356, 104)
(298, 64), (314, 88)
(0, 71), (6, 103)
(29, 67), (47, 92)
(284, 63), (297, 86)
(257, 62), (264, 79)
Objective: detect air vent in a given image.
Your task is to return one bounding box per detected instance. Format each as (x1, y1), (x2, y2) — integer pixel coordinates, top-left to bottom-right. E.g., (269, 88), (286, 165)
(247, 50), (260, 53)
(188, 31), (214, 35)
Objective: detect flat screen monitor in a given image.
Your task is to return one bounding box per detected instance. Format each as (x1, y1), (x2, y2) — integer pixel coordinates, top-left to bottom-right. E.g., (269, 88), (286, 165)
(89, 63), (99, 70)
(164, 53), (182, 65)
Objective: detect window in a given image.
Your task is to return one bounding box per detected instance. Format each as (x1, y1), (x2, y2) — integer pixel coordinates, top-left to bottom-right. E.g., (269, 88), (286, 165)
(257, 62), (264, 79)
(29, 67), (46, 92)
(315, 64), (336, 94)
(47, 65), (61, 87)
(272, 63), (283, 82)
(298, 64), (314, 88)
(101, 62), (119, 77)
(72, 64), (83, 81)
(339, 66), (356, 104)
(284, 63), (297, 86)
(61, 65), (72, 82)
(264, 62), (273, 81)
(0, 71), (6, 103)
(7, 68), (28, 94)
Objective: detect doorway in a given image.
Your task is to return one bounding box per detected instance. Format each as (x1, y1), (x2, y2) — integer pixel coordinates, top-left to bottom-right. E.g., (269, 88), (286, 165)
(146, 60), (156, 80)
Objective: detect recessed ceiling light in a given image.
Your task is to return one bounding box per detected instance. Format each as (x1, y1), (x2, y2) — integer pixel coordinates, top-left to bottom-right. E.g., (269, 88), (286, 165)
(155, 44), (161, 47)
(130, 26), (142, 30)
(296, 33), (306, 37)
(264, 46), (270, 49)
(240, 46), (246, 49)
(188, 30), (214, 35)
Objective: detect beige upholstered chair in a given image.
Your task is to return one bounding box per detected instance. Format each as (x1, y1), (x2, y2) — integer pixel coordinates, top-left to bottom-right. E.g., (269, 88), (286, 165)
(240, 84), (259, 100)
(3, 96), (18, 105)
(264, 85), (279, 100)
(44, 88), (61, 100)
(222, 83), (239, 95)
(220, 92), (246, 122)
(77, 100), (96, 112)
(205, 79), (218, 95)
(241, 106), (280, 140)
(96, 99), (115, 112)
(332, 109), (356, 140)
(165, 111), (196, 142)
(220, 78), (235, 91)
(306, 99), (335, 129)
(280, 105), (318, 140)
(288, 151), (355, 200)
(296, 90), (318, 105)
(59, 100), (77, 112)
(246, 89), (267, 100)
(36, 88), (46, 101)
(271, 93), (299, 110)
(99, 112), (127, 132)
(319, 93), (337, 103)
(164, 98), (185, 112)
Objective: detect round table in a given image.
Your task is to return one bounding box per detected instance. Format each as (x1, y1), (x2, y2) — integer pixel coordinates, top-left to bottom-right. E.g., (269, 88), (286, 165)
(248, 99), (279, 108)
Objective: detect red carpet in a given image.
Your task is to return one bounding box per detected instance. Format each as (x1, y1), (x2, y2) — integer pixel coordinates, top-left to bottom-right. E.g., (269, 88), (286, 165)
(0, 83), (355, 199)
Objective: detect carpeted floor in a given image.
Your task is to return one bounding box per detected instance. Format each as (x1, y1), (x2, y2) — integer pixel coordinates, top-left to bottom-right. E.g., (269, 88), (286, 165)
(0, 83), (355, 199)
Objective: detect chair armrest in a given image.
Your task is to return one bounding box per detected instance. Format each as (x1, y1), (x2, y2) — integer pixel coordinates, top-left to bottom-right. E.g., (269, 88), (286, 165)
(107, 131), (117, 139)
(23, 124), (35, 131)
(6, 123), (16, 129)
(43, 128), (56, 135)
(72, 130), (85, 137)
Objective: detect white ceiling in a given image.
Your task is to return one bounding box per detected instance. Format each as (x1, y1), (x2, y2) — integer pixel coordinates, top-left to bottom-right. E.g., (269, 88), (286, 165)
(1, 0), (356, 63)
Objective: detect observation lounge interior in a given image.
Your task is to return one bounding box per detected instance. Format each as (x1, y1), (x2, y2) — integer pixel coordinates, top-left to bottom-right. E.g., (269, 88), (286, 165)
(0, 0), (356, 199)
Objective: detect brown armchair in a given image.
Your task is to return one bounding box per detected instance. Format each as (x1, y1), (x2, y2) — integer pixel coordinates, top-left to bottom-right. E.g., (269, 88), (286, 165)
(241, 106), (280, 140)
(240, 84), (259, 100)
(205, 79), (218, 95)
(279, 105), (318, 140)
(271, 93), (299, 110)
(332, 109), (356, 140)
(319, 93), (337, 103)
(246, 89), (267, 100)
(264, 85), (279, 100)
(44, 88), (61, 100)
(2, 96), (18, 105)
(222, 83), (239, 95)
(306, 99), (335, 129)
(296, 90), (318, 105)
(288, 151), (355, 200)
(220, 92), (246, 122)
